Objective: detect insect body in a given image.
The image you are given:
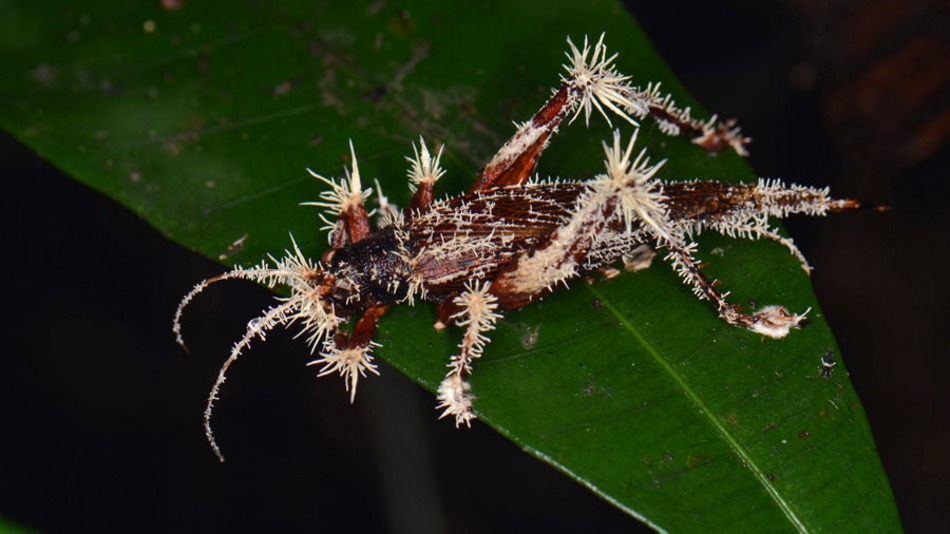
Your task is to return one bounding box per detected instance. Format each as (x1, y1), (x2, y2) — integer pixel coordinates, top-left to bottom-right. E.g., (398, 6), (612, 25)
(175, 35), (861, 461)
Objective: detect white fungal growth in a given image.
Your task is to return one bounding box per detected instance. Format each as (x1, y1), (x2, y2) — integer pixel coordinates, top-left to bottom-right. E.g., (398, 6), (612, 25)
(173, 235), (338, 352)
(177, 33), (862, 461)
(406, 136), (446, 190)
(595, 129), (669, 239)
(373, 178), (402, 229)
(671, 177), (847, 273)
(563, 34), (640, 127)
(490, 130), (673, 298)
(437, 281), (502, 427)
(302, 140), (372, 217)
(308, 339), (381, 403)
(482, 120), (549, 178)
(204, 301), (294, 462)
(748, 305), (810, 339)
(179, 235), (343, 461)
(437, 375), (473, 427)
(564, 34), (750, 157)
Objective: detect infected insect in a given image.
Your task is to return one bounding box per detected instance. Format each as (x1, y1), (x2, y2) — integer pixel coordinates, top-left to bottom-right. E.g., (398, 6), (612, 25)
(175, 35), (864, 461)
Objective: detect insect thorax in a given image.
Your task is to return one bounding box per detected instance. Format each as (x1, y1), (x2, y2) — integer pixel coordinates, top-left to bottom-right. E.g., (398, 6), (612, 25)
(325, 227), (413, 312)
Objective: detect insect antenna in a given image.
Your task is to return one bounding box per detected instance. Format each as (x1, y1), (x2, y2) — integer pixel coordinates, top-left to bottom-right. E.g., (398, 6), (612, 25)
(203, 300), (296, 462)
(172, 264), (312, 352)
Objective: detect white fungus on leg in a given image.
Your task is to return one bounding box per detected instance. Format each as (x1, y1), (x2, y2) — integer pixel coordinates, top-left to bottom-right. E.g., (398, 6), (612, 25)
(436, 281), (502, 427)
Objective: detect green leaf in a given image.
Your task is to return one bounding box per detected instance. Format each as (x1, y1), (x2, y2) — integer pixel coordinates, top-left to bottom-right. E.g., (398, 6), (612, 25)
(0, 515), (37, 534)
(0, 1), (900, 531)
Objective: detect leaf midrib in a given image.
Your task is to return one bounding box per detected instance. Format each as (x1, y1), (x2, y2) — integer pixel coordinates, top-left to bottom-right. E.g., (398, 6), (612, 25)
(584, 283), (810, 533)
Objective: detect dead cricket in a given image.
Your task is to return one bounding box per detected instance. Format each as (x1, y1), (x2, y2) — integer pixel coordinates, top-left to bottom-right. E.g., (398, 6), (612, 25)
(175, 35), (864, 461)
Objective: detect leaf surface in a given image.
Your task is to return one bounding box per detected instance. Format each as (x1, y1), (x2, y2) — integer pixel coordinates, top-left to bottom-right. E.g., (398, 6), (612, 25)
(0, 1), (900, 531)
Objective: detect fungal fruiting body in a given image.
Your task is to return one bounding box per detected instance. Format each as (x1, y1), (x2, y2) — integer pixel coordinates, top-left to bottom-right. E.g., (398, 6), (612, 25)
(175, 35), (862, 461)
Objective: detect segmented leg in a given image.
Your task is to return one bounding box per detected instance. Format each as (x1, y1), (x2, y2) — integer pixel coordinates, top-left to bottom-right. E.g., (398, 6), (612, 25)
(302, 140), (373, 257)
(308, 304), (389, 402)
(193, 144), (395, 460)
(490, 130), (668, 309)
(473, 34), (750, 193)
(299, 143), (398, 404)
(491, 129), (808, 338)
(746, 225), (812, 273)
(405, 137), (446, 217)
(489, 197), (610, 309)
(472, 84), (571, 191)
(662, 241), (807, 338)
(436, 282), (502, 427)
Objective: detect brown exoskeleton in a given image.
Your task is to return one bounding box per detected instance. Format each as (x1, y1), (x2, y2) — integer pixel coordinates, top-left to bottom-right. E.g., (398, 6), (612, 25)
(175, 35), (862, 461)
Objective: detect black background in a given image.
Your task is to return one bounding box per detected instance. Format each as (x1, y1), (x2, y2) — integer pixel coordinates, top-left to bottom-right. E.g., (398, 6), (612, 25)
(2, 1), (947, 532)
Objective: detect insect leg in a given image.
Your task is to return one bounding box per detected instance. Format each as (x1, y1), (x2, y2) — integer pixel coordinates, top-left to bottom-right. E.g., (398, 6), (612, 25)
(560, 34), (751, 155)
(307, 304), (390, 403)
(302, 141), (373, 259)
(489, 192), (615, 309)
(405, 137), (446, 217)
(488, 129), (666, 308)
(472, 83), (571, 191)
(738, 224), (813, 273)
(436, 282), (502, 427)
(663, 241), (807, 338)
(472, 36), (640, 192)
(473, 32), (752, 195)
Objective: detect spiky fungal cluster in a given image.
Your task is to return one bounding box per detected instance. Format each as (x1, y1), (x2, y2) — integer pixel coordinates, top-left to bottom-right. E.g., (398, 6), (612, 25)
(175, 34), (863, 461)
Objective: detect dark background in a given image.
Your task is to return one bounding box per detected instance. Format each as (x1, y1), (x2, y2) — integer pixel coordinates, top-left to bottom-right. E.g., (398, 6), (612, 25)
(2, 1), (947, 532)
